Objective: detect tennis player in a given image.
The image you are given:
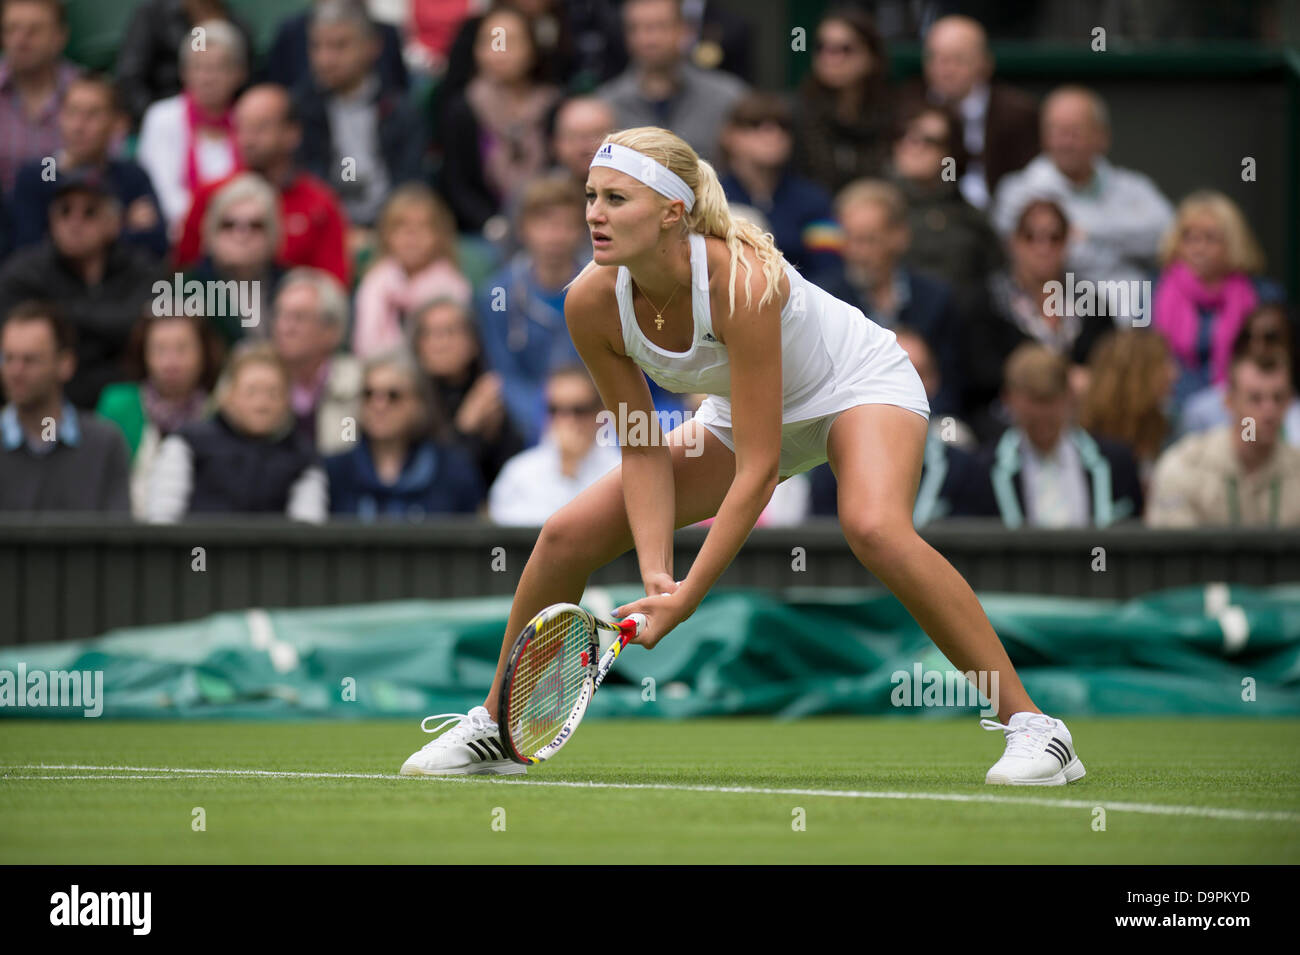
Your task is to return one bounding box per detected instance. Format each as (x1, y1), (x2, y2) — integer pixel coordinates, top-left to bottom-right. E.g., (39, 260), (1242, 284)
(403, 127), (1085, 786)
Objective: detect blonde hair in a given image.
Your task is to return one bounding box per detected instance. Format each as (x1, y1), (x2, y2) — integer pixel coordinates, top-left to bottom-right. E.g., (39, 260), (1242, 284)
(574, 126), (786, 316)
(834, 178), (907, 226)
(375, 182), (459, 267)
(1159, 190), (1265, 274)
(1079, 329), (1171, 461)
(214, 341), (290, 418)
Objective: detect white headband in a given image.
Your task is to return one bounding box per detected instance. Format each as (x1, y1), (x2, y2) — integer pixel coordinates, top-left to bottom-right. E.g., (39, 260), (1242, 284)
(589, 142), (695, 212)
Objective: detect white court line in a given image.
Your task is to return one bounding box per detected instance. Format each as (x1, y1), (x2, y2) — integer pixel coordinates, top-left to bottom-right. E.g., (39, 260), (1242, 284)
(7, 774), (214, 780)
(4, 763), (1298, 824)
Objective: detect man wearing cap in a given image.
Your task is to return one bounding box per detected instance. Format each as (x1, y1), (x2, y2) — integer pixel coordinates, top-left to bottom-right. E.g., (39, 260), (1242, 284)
(0, 169), (160, 409)
(8, 73), (167, 257)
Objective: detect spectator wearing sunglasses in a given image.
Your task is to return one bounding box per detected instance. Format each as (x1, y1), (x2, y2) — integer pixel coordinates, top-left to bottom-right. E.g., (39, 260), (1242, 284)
(889, 99), (1002, 316)
(964, 198), (1111, 442)
(8, 73), (167, 258)
(174, 84), (351, 287)
(790, 8), (894, 195)
(718, 92), (839, 279)
(185, 173), (285, 348)
(0, 170), (161, 410)
(487, 362), (620, 525)
(324, 348), (484, 520)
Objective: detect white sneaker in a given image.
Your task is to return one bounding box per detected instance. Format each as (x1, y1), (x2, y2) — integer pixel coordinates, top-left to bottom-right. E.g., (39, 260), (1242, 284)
(981, 712), (1085, 786)
(400, 706), (526, 776)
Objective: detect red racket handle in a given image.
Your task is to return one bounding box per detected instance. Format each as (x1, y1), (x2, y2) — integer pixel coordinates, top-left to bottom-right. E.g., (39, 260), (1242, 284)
(618, 612), (648, 646)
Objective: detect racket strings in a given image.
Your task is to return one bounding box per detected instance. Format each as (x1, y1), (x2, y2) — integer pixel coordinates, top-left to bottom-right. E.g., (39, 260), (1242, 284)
(507, 612), (594, 754)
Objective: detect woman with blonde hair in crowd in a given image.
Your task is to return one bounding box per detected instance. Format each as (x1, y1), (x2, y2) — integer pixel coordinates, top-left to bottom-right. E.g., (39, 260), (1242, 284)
(1078, 329), (1179, 490)
(1153, 190), (1275, 407)
(352, 184), (470, 357)
(400, 125), (1088, 788)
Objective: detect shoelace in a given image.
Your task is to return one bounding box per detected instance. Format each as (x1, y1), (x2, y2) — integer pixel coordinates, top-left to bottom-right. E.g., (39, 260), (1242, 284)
(980, 714), (1058, 760)
(418, 711), (494, 748)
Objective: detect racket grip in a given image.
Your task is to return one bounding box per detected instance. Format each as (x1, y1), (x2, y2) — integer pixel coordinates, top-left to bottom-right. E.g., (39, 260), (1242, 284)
(626, 612), (649, 637)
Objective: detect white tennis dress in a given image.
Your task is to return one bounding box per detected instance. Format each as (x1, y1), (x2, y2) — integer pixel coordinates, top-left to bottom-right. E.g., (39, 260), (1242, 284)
(616, 231), (930, 479)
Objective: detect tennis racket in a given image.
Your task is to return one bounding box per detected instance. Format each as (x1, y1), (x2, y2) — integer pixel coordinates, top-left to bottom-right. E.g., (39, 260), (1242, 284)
(498, 602), (649, 765)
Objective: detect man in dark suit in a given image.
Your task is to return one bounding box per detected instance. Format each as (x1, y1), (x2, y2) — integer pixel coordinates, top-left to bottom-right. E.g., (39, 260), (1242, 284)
(292, 0), (426, 231)
(919, 14), (1038, 210)
(975, 343), (1143, 527)
(263, 0), (408, 97)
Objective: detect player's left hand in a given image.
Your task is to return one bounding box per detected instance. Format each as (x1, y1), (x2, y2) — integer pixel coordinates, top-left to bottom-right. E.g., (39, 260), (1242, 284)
(614, 589), (696, 650)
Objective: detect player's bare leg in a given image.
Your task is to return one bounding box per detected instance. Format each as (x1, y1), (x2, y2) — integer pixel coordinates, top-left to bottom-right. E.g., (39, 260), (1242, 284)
(401, 419), (736, 775)
(483, 419), (737, 714)
(826, 403), (1085, 785)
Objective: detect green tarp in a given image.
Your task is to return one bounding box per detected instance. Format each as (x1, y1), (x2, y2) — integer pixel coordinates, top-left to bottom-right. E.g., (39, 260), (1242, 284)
(3, 585), (1299, 719)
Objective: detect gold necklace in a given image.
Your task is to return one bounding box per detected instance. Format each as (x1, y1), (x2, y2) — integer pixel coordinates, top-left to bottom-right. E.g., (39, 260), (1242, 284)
(631, 277), (681, 330)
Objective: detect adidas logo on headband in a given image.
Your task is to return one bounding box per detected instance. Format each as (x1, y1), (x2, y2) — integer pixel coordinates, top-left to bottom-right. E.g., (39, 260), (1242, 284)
(589, 141), (696, 212)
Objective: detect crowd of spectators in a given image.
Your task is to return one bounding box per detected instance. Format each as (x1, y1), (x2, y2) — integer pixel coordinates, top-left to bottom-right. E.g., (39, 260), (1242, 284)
(1, 0), (1296, 529)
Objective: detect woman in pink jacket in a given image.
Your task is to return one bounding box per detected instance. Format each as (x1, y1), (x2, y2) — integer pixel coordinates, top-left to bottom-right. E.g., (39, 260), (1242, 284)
(352, 183), (471, 357)
(1153, 190), (1269, 407)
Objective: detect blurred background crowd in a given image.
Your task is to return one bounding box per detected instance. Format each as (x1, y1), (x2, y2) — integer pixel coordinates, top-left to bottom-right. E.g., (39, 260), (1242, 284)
(0, 0), (1296, 529)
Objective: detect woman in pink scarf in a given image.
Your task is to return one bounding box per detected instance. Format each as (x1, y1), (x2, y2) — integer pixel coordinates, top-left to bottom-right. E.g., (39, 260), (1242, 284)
(1153, 191), (1265, 404)
(137, 19), (245, 237)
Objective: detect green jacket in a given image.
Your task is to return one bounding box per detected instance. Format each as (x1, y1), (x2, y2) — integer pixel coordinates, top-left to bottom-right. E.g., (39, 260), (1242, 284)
(95, 382), (147, 459)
